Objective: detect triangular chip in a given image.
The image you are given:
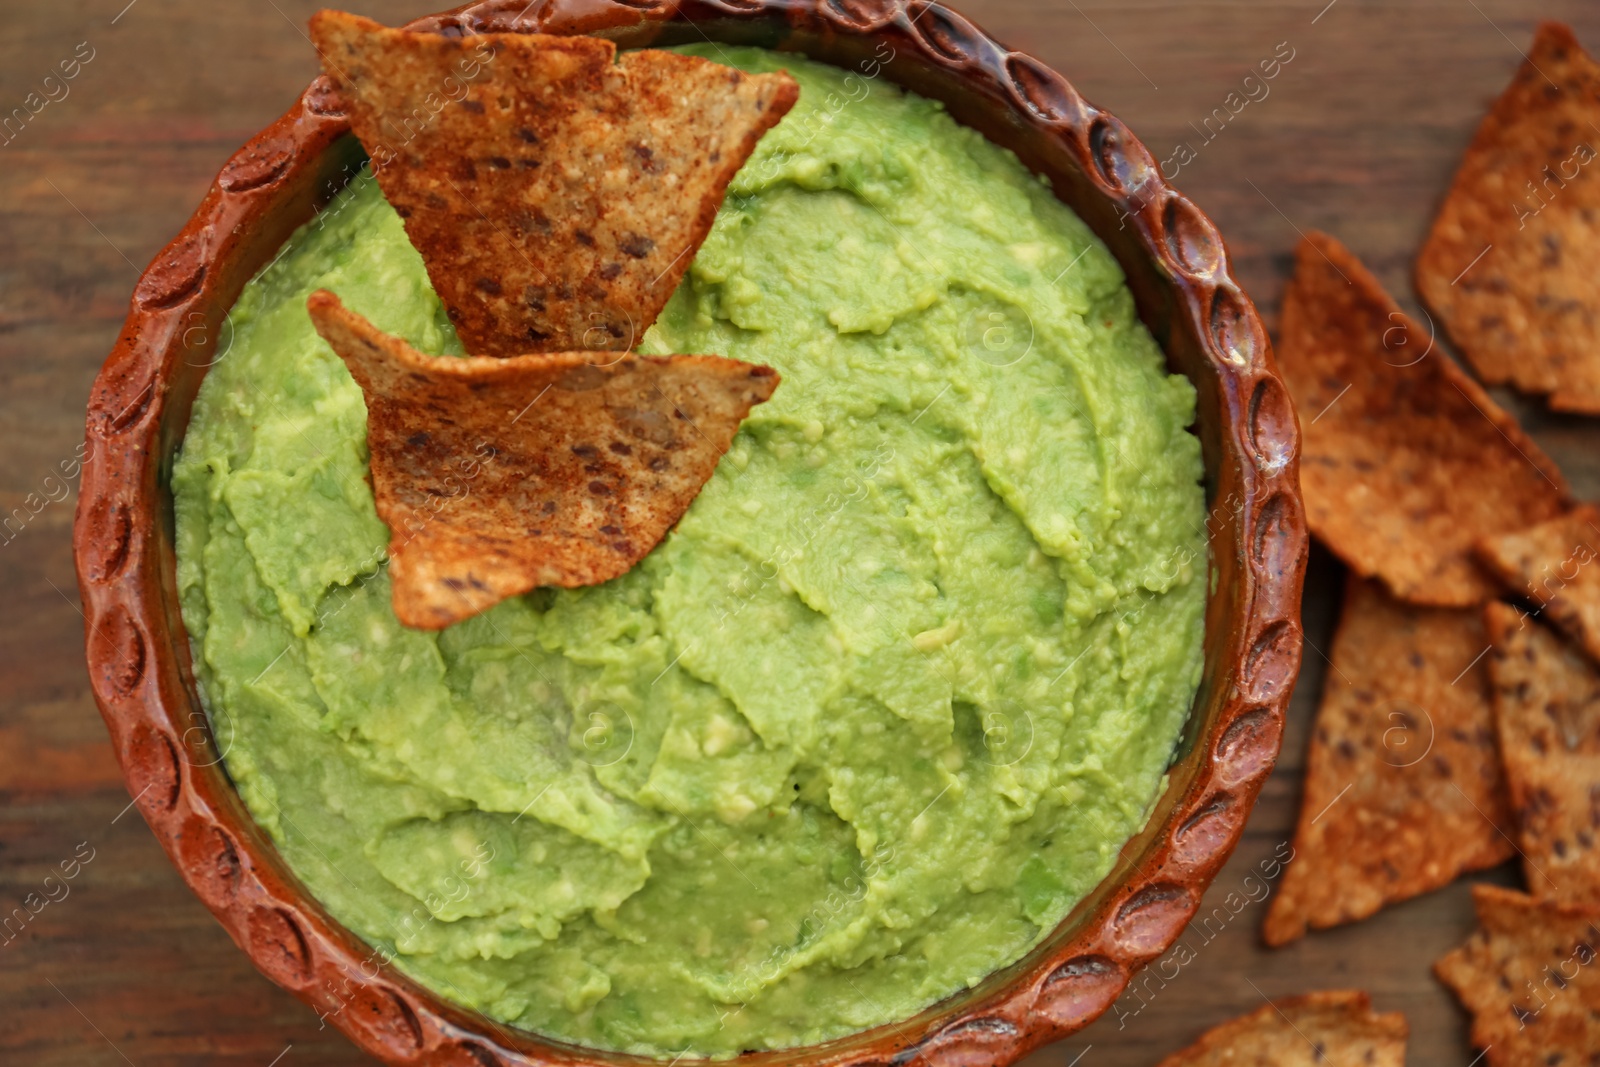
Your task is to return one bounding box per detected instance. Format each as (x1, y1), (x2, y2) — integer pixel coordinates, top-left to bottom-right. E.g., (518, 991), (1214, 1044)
(1263, 576), (1514, 946)
(307, 10), (797, 357)
(1485, 602), (1600, 907)
(1278, 231), (1570, 606)
(1435, 884), (1600, 1065)
(305, 290), (778, 629)
(1479, 506), (1600, 666)
(1417, 22), (1600, 413)
(1154, 991), (1407, 1067)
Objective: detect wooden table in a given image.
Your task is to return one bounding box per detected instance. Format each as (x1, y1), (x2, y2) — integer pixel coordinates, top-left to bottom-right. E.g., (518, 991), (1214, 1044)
(5, 1), (1596, 1063)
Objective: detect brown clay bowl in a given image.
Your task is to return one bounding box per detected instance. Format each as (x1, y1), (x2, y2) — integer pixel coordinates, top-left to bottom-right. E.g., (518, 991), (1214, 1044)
(72, 1), (1306, 1064)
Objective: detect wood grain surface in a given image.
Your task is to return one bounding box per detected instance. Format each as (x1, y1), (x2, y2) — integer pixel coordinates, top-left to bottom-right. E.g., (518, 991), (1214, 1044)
(3, 1), (1597, 1064)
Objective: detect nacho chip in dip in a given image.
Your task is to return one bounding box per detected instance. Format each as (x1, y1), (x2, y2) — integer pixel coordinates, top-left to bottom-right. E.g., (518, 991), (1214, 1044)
(306, 290), (779, 629)
(1435, 884), (1600, 1065)
(1278, 230), (1570, 606)
(1479, 506), (1600, 666)
(1416, 22), (1600, 414)
(1263, 577), (1513, 946)
(1155, 990), (1407, 1067)
(308, 10), (799, 357)
(1485, 602), (1600, 908)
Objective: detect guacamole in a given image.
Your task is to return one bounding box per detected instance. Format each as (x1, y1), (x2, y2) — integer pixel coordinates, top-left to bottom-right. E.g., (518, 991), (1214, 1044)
(173, 48), (1206, 1057)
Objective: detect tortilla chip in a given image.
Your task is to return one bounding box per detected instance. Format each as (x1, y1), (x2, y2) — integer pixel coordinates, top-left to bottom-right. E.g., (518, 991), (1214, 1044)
(1278, 231), (1570, 606)
(1263, 576), (1514, 946)
(1416, 22), (1600, 414)
(1435, 884), (1600, 1065)
(1154, 990), (1407, 1067)
(305, 290), (779, 629)
(1479, 507), (1600, 666)
(308, 10), (798, 357)
(1485, 602), (1600, 907)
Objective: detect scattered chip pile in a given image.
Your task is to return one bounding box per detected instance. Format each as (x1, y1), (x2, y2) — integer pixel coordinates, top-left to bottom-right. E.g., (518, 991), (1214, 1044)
(1262, 21), (1600, 1067)
(298, 11), (797, 627)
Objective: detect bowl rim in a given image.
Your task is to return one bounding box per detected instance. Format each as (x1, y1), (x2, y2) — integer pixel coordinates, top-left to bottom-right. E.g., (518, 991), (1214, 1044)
(72, 1), (1306, 1064)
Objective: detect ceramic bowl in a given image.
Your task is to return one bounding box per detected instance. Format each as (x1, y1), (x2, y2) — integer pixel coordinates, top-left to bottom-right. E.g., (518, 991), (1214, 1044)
(73, 1), (1306, 1064)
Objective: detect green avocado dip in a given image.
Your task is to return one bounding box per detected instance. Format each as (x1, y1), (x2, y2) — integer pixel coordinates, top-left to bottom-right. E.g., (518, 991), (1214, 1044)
(172, 47), (1206, 1057)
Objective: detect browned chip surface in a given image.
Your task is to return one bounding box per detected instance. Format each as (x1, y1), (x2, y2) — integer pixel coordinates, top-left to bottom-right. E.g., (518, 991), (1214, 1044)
(1480, 507), (1600, 665)
(1278, 230), (1570, 606)
(1263, 577), (1513, 946)
(1485, 602), (1600, 907)
(1155, 990), (1407, 1067)
(1416, 22), (1600, 413)
(306, 290), (778, 629)
(1435, 884), (1600, 1066)
(308, 10), (798, 357)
